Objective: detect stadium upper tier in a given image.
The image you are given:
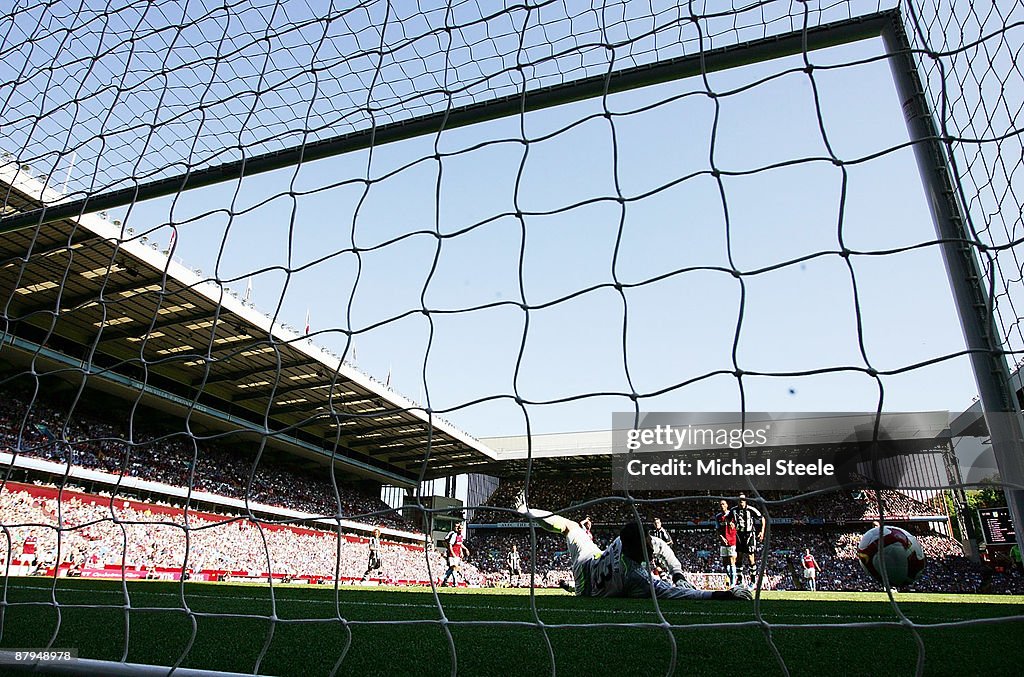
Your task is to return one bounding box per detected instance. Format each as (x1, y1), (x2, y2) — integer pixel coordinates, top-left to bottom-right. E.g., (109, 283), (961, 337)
(0, 163), (499, 483)
(479, 415), (953, 479)
(0, 388), (416, 531)
(471, 477), (946, 526)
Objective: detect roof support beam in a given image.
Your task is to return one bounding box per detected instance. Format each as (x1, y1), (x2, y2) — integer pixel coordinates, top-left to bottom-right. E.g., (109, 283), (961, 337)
(203, 358), (321, 385)
(97, 307), (217, 342)
(0, 11), (895, 235)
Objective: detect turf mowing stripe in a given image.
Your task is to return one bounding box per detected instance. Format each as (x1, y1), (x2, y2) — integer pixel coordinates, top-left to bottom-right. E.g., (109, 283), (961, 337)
(0, 582), (956, 622)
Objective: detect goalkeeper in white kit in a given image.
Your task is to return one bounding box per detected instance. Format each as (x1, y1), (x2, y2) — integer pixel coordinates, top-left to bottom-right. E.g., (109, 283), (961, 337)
(515, 491), (752, 600)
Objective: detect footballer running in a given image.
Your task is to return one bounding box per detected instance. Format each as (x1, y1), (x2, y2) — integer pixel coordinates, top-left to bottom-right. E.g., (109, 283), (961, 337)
(516, 491), (752, 600)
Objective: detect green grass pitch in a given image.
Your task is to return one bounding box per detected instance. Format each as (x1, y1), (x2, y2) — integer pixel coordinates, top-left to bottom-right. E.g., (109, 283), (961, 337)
(1, 578), (1021, 676)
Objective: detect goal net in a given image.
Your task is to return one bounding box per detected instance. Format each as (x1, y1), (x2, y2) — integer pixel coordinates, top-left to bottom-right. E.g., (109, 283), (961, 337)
(1, 0), (1022, 675)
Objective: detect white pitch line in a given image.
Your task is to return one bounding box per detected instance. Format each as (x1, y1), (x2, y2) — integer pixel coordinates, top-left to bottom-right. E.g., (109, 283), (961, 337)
(5, 583), (907, 622)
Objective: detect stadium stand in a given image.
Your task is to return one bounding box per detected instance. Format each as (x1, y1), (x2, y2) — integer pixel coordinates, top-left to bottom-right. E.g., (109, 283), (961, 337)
(466, 478), (1023, 594)
(471, 477), (947, 525)
(3, 387), (1020, 594)
(0, 387), (415, 530)
(467, 524), (1020, 594)
(0, 481), (480, 586)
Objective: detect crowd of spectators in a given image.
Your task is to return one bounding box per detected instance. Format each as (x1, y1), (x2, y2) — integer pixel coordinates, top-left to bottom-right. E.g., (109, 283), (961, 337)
(467, 523), (1022, 594)
(778, 487), (945, 522)
(473, 478), (945, 526)
(4, 388), (1021, 594)
(0, 483), (480, 585)
(0, 389), (414, 530)
(9, 477), (1014, 593)
(464, 478), (1021, 594)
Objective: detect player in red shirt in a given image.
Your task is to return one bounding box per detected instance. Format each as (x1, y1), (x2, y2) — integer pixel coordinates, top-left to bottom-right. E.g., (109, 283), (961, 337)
(802, 548), (820, 591)
(516, 491), (751, 600)
(714, 499), (738, 587)
(440, 522), (470, 587)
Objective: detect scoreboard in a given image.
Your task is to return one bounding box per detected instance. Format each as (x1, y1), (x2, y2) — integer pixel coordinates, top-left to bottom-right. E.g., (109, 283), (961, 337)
(978, 507), (1016, 545)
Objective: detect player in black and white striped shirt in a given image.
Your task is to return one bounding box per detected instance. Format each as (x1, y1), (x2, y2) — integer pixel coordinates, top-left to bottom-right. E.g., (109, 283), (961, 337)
(729, 495), (764, 587)
(649, 517), (673, 548)
(360, 528), (383, 582)
(507, 544), (522, 585)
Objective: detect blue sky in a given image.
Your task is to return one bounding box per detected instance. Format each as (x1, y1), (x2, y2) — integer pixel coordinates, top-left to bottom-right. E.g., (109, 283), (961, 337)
(101, 35), (980, 439)
(0, 1), (992, 440)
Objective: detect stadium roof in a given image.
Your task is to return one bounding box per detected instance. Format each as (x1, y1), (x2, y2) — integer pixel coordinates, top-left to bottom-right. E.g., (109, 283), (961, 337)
(0, 162), (499, 485)
(480, 412), (954, 478)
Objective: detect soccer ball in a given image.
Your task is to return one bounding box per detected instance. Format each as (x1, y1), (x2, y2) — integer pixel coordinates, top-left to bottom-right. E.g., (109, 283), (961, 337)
(856, 526), (926, 587)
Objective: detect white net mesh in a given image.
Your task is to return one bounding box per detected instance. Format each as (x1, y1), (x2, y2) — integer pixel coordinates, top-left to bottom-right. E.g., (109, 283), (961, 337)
(1, 1), (1022, 675)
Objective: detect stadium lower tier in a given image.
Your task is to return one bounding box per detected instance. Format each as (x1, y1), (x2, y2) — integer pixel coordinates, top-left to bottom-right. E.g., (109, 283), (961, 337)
(4, 480), (1021, 593)
(467, 528), (1024, 594)
(1, 481), (479, 586)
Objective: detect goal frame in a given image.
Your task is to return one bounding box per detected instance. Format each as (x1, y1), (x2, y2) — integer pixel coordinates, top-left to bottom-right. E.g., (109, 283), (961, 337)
(3, 7), (1018, 541)
(2, 7), (1022, 676)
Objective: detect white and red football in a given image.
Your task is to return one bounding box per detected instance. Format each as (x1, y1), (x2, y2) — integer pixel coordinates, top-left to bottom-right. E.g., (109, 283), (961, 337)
(856, 526), (926, 587)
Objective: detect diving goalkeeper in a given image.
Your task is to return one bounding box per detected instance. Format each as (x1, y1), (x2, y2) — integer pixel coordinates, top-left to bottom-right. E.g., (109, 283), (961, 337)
(515, 492), (752, 600)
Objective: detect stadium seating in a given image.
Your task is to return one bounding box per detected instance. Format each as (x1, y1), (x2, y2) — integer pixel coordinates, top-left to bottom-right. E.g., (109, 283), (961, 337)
(0, 481), (479, 586)
(0, 388), (415, 530)
(466, 524), (1018, 593)
(3, 389), (1021, 594)
(467, 479), (1023, 594)
(471, 477), (945, 526)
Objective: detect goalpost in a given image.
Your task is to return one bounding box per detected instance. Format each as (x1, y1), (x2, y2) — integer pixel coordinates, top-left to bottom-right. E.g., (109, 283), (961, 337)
(1, 1), (1022, 675)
